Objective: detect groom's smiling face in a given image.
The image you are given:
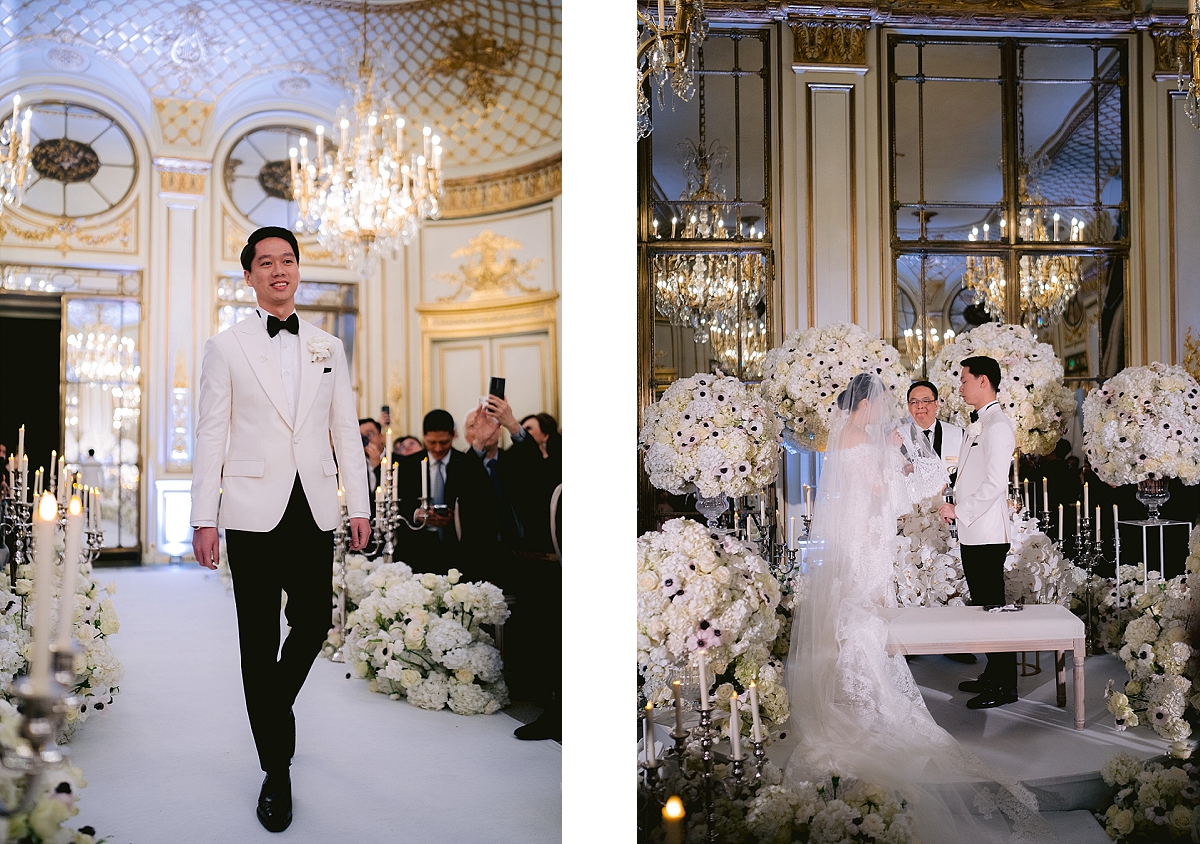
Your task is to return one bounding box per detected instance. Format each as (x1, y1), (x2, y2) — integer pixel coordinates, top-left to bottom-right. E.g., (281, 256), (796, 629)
(245, 237), (300, 316)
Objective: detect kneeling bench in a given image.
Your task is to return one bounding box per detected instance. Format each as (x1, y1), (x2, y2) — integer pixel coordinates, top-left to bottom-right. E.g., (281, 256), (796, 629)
(882, 604), (1087, 730)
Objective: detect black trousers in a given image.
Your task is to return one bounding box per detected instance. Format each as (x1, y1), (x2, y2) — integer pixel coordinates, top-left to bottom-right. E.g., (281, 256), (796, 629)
(490, 553), (561, 709)
(225, 475), (332, 773)
(961, 542), (1017, 693)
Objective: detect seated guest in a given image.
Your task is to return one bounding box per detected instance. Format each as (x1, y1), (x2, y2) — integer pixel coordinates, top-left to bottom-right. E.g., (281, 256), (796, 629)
(393, 435), (423, 459)
(394, 410), (497, 578)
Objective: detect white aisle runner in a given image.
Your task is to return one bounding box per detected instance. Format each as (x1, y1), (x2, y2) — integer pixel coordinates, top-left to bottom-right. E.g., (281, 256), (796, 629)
(65, 566), (562, 844)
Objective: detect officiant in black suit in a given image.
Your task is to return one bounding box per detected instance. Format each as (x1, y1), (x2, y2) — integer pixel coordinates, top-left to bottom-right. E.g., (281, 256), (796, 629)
(394, 409), (498, 578)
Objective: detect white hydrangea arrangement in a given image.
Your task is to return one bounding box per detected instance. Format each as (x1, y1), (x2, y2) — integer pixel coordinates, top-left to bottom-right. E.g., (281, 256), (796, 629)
(345, 561), (511, 716)
(639, 374), (781, 497)
(928, 323), (1075, 455)
(1071, 566), (1161, 655)
(745, 774), (916, 844)
(1082, 362), (1200, 486)
(0, 700), (99, 844)
(637, 519), (785, 722)
(758, 323), (907, 451)
(1096, 752), (1200, 841)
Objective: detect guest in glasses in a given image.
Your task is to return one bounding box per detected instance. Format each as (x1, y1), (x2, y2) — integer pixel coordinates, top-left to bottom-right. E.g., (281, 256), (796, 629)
(906, 380), (965, 486)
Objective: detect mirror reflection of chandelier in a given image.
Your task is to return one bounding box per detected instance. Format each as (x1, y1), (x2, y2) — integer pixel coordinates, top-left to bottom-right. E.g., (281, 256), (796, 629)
(0, 94), (32, 216)
(66, 324), (140, 386)
(901, 319), (955, 374)
(290, 3), (443, 278)
(636, 0), (708, 138)
(709, 304), (767, 379)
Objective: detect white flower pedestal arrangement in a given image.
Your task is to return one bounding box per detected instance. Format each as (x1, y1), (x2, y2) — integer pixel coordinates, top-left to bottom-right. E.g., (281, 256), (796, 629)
(928, 323), (1075, 456)
(758, 323), (908, 452)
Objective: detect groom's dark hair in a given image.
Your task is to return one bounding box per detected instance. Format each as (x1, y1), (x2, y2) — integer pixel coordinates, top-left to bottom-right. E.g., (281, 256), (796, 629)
(241, 226), (300, 271)
(961, 356), (1001, 392)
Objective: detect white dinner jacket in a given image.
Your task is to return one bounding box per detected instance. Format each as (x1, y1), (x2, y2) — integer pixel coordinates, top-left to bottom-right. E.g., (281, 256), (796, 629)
(190, 313), (370, 532)
(953, 402), (1016, 546)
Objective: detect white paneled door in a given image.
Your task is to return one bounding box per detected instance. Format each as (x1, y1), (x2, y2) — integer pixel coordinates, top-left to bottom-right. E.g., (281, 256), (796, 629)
(429, 330), (554, 446)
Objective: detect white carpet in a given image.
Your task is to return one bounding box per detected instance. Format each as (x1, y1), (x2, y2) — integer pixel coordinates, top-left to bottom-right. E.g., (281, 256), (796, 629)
(64, 565), (561, 844)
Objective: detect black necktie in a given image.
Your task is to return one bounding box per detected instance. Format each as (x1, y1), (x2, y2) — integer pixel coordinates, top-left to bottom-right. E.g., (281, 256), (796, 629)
(267, 313), (299, 337)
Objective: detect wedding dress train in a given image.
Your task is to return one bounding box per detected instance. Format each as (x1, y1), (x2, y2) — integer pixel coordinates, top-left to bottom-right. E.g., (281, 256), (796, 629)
(784, 374), (1053, 844)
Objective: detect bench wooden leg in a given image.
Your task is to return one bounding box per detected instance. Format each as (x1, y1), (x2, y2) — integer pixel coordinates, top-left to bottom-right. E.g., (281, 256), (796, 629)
(1055, 650), (1066, 707)
(1073, 640), (1085, 730)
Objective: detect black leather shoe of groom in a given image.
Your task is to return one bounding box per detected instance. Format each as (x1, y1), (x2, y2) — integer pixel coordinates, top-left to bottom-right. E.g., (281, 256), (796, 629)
(514, 711), (561, 741)
(966, 690), (1018, 709)
(257, 770), (293, 833)
(957, 677), (991, 693)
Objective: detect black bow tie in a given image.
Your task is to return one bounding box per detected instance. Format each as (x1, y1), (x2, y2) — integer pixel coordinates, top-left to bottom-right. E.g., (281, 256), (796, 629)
(266, 313), (299, 337)
(969, 410), (979, 423)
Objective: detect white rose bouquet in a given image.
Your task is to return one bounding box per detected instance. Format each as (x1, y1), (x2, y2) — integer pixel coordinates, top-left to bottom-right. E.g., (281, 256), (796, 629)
(345, 562), (510, 716)
(1082, 362), (1200, 486)
(759, 322), (908, 451)
(1096, 752), (1200, 841)
(637, 519), (785, 721)
(929, 323), (1075, 455)
(745, 774), (916, 844)
(639, 374), (781, 497)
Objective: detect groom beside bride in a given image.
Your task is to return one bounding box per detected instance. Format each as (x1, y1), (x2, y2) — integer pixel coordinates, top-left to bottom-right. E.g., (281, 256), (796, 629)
(786, 356), (1048, 843)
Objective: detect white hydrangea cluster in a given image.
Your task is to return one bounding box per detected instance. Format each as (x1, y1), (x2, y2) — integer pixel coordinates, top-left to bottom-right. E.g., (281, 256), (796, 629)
(892, 500), (1084, 608)
(758, 322), (908, 451)
(1103, 526), (1200, 744)
(637, 519), (785, 717)
(345, 562), (510, 716)
(928, 323), (1075, 455)
(1097, 752), (1200, 841)
(639, 373), (781, 497)
(1082, 362), (1200, 485)
(745, 775), (916, 844)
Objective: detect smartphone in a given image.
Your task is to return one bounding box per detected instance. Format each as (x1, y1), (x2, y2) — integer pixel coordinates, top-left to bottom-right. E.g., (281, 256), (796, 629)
(488, 377), (505, 400)
(361, 434), (371, 447)
(432, 504), (450, 515)
(381, 405), (390, 414)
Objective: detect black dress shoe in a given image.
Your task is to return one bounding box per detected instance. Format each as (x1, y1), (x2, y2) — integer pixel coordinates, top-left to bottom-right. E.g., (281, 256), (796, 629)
(946, 653), (978, 664)
(958, 678), (991, 693)
(514, 711), (561, 741)
(257, 770), (293, 833)
(966, 690), (1018, 709)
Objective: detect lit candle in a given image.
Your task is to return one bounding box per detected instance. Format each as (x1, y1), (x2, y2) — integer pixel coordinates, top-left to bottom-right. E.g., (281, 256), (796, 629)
(672, 680), (684, 735)
(1023, 478), (1029, 511)
(393, 460), (400, 501)
(48, 450), (56, 496)
(385, 427), (393, 460)
(663, 796), (685, 844)
(1053, 211), (1060, 241)
(34, 467), (42, 496)
(671, 216), (677, 239)
(1058, 503), (1064, 542)
(20, 455), (28, 502)
(697, 649), (710, 711)
(91, 488), (100, 532)
(315, 125), (325, 169)
(16, 424), (24, 468)
(57, 456), (66, 506)
(759, 494), (766, 526)
(1076, 501), (1082, 536)
(421, 457), (429, 501)
(1114, 503), (1122, 604)
(658, 0), (665, 28)
(643, 703), (657, 765)
(6, 456), (12, 492)
(56, 495), (83, 649)
(748, 681), (763, 742)
(31, 493), (57, 696)
(20, 108), (29, 149)
(1096, 506), (1102, 542)
(375, 485), (383, 507)
(1042, 478), (1049, 512)
(789, 516), (795, 549)
(805, 484), (813, 516)
(1084, 482), (1089, 512)
(729, 692), (742, 760)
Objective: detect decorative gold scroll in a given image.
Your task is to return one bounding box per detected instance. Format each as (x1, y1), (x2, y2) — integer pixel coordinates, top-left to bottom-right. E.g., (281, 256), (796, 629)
(440, 154), (561, 219)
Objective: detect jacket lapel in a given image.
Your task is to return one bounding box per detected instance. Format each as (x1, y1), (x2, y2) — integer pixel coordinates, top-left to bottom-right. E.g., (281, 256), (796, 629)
(232, 314), (294, 429)
(293, 319), (324, 431)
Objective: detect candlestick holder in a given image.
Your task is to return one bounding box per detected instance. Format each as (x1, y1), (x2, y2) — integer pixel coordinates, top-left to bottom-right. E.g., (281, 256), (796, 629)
(0, 667), (79, 817)
(327, 506), (350, 663)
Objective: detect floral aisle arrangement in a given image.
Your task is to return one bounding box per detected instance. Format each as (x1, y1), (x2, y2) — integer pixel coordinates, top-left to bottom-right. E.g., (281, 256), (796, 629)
(1102, 526), (1200, 746)
(745, 774), (916, 844)
(1070, 567), (1151, 654)
(637, 520), (786, 725)
(639, 374), (781, 497)
(892, 500), (1084, 608)
(758, 323), (907, 451)
(1096, 752), (1200, 843)
(928, 323), (1075, 455)
(344, 561), (510, 715)
(1082, 362), (1200, 486)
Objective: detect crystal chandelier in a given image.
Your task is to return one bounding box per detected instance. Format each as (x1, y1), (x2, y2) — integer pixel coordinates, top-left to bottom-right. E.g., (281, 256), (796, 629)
(637, 0), (708, 138)
(66, 323), (140, 386)
(290, 3), (443, 278)
(1, 94), (33, 216)
(654, 251), (764, 344)
(962, 200), (1082, 332)
(709, 304), (768, 379)
(901, 319), (955, 374)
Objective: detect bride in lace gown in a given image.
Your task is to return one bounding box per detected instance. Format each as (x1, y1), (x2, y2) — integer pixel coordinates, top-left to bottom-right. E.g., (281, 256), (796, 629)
(785, 373), (1052, 843)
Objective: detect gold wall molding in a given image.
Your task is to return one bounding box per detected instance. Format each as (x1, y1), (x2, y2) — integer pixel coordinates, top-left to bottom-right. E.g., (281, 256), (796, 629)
(221, 209), (338, 266)
(154, 157), (212, 196)
(709, 1), (1138, 28)
(153, 97), (214, 148)
(791, 18), (869, 73)
(439, 154), (561, 219)
(1151, 28), (1192, 80)
(0, 200), (138, 256)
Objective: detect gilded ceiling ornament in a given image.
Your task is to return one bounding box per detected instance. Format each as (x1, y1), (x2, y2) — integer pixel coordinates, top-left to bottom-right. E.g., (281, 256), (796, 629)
(31, 139), (100, 183)
(154, 3), (222, 85)
(435, 231), (542, 301)
(426, 16), (523, 111)
(791, 18), (869, 71)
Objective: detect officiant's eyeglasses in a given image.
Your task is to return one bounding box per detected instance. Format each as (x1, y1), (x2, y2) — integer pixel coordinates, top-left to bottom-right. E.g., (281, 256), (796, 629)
(907, 399), (938, 406)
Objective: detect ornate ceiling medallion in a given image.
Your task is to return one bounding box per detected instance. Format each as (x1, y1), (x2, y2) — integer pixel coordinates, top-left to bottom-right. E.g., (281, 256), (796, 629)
(257, 160), (294, 201)
(154, 2), (222, 85)
(427, 16), (523, 111)
(31, 138), (100, 183)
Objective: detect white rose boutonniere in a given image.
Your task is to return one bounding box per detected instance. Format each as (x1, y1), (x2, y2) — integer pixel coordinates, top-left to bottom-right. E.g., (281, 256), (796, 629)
(965, 421), (982, 441)
(307, 336), (332, 363)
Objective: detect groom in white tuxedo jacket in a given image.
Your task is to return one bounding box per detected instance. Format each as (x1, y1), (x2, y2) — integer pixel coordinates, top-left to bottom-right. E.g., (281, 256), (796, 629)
(191, 227), (371, 833)
(938, 355), (1018, 709)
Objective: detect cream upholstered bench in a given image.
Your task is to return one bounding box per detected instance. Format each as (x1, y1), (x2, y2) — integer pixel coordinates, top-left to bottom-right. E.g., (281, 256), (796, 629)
(882, 604), (1087, 730)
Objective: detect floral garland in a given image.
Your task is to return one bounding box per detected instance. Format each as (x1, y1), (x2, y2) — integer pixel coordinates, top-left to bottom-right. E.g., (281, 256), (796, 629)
(0, 700), (100, 843)
(639, 374), (781, 497)
(758, 323), (908, 451)
(928, 323), (1075, 456)
(344, 561), (510, 716)
(1096, 752), (1200, 842)
(893, 500), (1085, 607)
(637, 519), (786, 724)
(1082, 362), (1200, 486)
(1102, 526), (1200, 746)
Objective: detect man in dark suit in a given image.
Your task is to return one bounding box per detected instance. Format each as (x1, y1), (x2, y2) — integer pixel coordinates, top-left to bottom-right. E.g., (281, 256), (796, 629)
(394, 409), (497, 578)
(360, 418), (383, 522)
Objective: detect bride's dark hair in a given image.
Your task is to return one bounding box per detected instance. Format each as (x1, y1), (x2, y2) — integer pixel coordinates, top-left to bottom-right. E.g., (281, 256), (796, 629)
(836, 372), (881, 411)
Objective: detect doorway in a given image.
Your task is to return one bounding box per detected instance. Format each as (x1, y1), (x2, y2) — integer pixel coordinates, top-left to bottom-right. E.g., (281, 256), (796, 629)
(0, 296), (61, 480)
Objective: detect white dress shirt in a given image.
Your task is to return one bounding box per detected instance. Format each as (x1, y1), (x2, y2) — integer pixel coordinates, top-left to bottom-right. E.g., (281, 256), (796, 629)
(259, 308), (302, 424)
